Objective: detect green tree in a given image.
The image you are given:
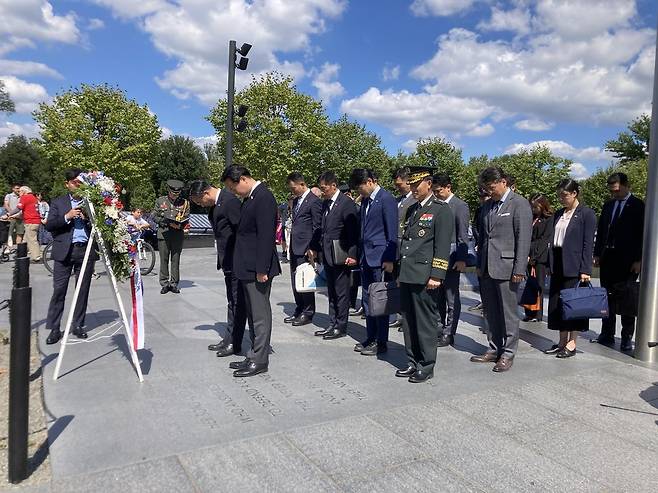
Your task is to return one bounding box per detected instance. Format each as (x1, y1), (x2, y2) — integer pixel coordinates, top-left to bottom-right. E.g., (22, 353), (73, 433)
(154, 135), (208, 195)
(0, 135), (55, 198)
(581, 159), (648, 215)
(605, 114), (650, 163)
(207, 72), (328, 201)
(203, 142), (225, 186)
(322, 115), (392, 188)
(33, 84), (161, 194)
(127, 178), (156, 212)
(413, 137), (465, 189)
(0, 80), (15, 113)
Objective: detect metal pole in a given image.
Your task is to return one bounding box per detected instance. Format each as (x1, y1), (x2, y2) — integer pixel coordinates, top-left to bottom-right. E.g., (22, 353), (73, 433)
(8, 244), (31, 483)
(225, 40), (236, 169)
(635, 24), (658, 362)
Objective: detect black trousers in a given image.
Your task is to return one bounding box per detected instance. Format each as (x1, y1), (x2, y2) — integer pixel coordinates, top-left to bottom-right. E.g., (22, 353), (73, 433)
(290, 254), (315, 317)
(242, 279), (273, 366)
(223, 270), (247, 349)
(438, 268), (461, 336)
(46, 244), (95, 331)
(324, 263), (351, 331)
(349, 268), (360, 309)
(600, 248), (638, 339)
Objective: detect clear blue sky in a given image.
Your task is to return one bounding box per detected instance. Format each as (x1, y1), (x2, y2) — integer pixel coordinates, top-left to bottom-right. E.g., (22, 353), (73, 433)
(1, 0), (656, 179)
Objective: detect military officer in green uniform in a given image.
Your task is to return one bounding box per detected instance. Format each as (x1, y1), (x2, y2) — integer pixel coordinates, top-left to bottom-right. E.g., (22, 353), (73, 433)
(396, 167), (454, 383)
(153, 180), (190, 294)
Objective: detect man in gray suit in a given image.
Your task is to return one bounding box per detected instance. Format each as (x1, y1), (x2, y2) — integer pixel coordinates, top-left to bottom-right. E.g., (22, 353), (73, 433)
(472, 167), (532, 372)
(432, 172), (470, 347)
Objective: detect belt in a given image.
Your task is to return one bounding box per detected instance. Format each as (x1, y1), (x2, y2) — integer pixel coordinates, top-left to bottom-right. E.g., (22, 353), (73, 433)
(72, 242), (88, 247)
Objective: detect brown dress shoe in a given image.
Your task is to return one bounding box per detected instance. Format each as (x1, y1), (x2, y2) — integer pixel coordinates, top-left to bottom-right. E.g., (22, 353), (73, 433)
(470, 352), (498, 363)
(492, 357), (513, 372)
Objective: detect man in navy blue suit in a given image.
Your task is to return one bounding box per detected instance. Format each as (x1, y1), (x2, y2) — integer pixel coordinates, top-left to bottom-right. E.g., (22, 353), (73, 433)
(285, 172), (322, 327)
(349, 168), (398, 355)
(44, 168), (99, 345)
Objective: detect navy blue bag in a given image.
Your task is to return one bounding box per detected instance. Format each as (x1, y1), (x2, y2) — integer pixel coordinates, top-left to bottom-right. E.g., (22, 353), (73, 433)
(560, 282), (609, 320)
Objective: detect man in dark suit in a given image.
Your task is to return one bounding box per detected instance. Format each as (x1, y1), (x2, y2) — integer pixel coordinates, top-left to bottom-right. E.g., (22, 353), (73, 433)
(472, 167), (532, 372)
(432, 172), (470, 347)
(221, 165), (281, 377)
(44, 168), (99, 344)
(189, 180), (247, 357)
(349, 168), (398, 356)
(310, 171), (359, 340)
(593, 172), (645, 351)
(284, 172), (322, 327)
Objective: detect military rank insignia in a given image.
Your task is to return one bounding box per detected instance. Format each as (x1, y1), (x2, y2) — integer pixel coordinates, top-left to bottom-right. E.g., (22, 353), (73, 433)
(432, 258), (449, 270)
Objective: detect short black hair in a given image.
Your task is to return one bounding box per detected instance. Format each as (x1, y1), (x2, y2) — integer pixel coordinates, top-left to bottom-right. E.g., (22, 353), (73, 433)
(394, 167), (410, 180)
(221, 165), (251, 183)
(505, 174), (516, 187)
(607, 172), (629, 186)
(318, 171), (338, 186)
(64, 168), (83, 181)
(349, 168), (377, 189)
(286, 172), (306, 184)
(478, 166), (506, 186)
(432, 172), (452, 188)
(557, 178), (580, 196)
(189, 179), (211, 196)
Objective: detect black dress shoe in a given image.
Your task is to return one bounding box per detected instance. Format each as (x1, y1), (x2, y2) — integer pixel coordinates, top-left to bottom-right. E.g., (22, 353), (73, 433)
(284, 315), (299, 323)
(292, 314), (312, 326)
(437, 334), (454, 347)
(160, 285), (170, 294)
(208, 340), (229, 351)
(556, 347), (576, 358)
(361, 342), (387, 356)
(349, 307), (364, 316)
(409, 370), (433, 383)
(543, 344), (562, 354)
(395, 366), (416, 378)
(46, 329), (62, 345)
(233, 361), (268, 377)
(620, 338), (633, 351)
(315, 327), (332, 337)
(389, 320), (402, 329)
(170, 285), (180, 294)
(323, 328), (346, 340)
(216, 344), (238, 357)
(592, 335), (615, 346)
(229, 358), (251, 370)
(72, 327), (88, 339)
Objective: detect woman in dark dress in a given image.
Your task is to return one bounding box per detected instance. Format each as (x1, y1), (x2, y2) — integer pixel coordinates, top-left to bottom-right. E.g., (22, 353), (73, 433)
(545, 179), (597, 358)
(524, 194), (553, 322)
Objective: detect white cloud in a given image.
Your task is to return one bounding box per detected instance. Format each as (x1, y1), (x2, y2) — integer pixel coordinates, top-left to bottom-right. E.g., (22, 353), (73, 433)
(0, 76), (49, 114)
(0, 120), (40, 145)
(514, 119), (554, 131)
(410, 0), (477, 17)
(311, 62), (345, 104)
(87, 18), (105, 31)
(569, 162), (591, 180)
(504, 140), (613, 163)
(478, 6), (532, 35)
(382, 64), (400, 81)
(193, 135), (218, 150)
(95, 0), (346, 105)
(0, 1), (79, 54)
(340, 87), (495, 139)
(0, 60), (62, 79)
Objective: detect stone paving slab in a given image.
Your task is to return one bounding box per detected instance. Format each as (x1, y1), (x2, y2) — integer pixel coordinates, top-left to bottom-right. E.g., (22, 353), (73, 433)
(2, 247), (658, 492)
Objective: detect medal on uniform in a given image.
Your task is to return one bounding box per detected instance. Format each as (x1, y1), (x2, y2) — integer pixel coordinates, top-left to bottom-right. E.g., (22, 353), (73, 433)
(418, 229), (425, 237)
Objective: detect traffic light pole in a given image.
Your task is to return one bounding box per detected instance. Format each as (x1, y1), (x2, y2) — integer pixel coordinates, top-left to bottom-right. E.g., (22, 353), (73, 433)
(225, 40), (236, 169)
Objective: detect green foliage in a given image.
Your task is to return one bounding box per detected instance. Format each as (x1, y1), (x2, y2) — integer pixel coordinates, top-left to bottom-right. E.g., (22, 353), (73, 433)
(33, 84), (161, 194)
(0, 80), (15, 113)
(414, 137), (465, 189)
(581, 159), (648, 215)
(605, 114), (650, 163)
(154, 135), (208, 195)
(204, 142), (225, 186)
(207, 72), (328, 201)
(0, 135), (56, 198)
(127, 178), (156, 212)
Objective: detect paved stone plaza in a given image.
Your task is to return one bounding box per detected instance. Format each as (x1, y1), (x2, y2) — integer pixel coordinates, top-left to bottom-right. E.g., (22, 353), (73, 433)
(3, 246), (658, 492)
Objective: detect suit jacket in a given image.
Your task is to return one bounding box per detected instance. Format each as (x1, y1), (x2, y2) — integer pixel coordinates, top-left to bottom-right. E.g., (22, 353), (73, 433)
(551, 205), (596, 277)
(360, 187), (398, 268)
(233, 183), (281, 281)
(529, 215), (553, 266)
(290, 191), (322, 256)
(320, 192), (359, 267)
(594, 194), (644, 265)
(45, 194), (98, 262)
(397, 193), (415, 239)
(477, 190), (532, 280)
(445, 195), (470, 264)
(209, 187), (242, 272)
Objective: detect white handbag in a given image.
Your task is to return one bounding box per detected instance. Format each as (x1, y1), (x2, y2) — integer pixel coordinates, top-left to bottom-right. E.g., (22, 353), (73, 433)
(294, 262), (327, 293)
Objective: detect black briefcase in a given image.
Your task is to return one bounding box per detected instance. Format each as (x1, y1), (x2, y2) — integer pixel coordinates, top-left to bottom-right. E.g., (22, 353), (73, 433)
(368, 281), (400, 316)
(612, 280), (640, 317)
(331, 239), (349, 265)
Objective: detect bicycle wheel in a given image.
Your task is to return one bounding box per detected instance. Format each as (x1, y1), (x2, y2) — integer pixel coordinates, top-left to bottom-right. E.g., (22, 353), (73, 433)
(138, 241), (156, 275)
(43, 242), (55, 274)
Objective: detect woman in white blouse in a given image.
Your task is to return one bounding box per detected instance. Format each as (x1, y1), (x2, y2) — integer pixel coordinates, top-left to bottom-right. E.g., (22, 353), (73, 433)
(545, 179), (597, 358)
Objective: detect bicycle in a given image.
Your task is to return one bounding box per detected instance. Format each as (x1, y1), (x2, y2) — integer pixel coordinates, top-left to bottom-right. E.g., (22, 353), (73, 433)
(42, 238), (156, 276)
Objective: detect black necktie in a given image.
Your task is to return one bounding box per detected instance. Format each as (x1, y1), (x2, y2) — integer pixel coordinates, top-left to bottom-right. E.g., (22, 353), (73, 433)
(607, 199), (623, 247)
(292, 197), (300, 219)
